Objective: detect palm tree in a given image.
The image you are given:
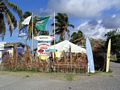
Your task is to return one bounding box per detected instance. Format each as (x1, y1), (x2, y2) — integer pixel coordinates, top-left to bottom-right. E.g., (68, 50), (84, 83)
(20, 12), (49, 39)
(52, 13), (74, 41)
(19, 11), (32, 39)
(105, 30), (120, 62)
(0, 0), (22, 38)
(70, 30), (85, 46)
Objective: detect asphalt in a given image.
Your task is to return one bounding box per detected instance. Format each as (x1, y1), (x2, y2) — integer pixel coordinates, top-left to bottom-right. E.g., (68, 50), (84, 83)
(0, 62), (120, 90)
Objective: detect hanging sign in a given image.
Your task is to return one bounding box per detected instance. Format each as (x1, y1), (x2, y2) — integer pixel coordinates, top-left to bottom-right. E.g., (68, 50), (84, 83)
(37, 42), (50, 56)
(34, 36), (55, 41)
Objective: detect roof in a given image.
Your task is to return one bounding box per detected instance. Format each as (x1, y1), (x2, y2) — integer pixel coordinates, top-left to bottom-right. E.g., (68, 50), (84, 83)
(49, 40), (86, 53)
(4, 42), (26, 48)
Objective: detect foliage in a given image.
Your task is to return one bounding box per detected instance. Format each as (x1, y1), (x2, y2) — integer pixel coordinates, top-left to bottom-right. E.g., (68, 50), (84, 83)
(105, 30), (120, 62)
(52, 13), (74, 41)
(19, 12), (49, 39)
(91, 39), (106, 71)
(0, 0), (22, 38)
(70, 30), (85, 46)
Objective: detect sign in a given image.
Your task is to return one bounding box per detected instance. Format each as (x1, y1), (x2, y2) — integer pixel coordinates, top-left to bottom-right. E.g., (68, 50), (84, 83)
(45, 49), (57, 52)
(0, 42), (6, 50)
(37, 42), (50, 56)
(34, 36), (55, 41)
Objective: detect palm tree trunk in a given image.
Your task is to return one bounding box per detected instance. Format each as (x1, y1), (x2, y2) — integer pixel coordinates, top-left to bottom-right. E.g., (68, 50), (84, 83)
(60, 30), (66, 41)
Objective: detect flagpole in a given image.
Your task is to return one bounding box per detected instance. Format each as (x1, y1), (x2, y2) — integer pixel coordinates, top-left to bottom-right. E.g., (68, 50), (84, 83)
(32, 13), (34, 54)
(53, 11), (55, 45)
(53, 11), (56, 60)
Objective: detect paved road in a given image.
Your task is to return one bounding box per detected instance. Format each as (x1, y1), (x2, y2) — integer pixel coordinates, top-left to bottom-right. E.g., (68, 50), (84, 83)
(0, 62), (120, 90)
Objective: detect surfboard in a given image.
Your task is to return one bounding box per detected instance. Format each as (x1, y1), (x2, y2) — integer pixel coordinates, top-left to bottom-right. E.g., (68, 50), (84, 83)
(106, 39), (111, 72)
(86, 38), (95, 73)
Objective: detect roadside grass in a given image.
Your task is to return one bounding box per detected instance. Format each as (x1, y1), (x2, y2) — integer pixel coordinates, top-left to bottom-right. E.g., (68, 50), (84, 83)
(87, 70), (113, 77)
(0, 70), (113, 81)
(0, 71), (82, 81)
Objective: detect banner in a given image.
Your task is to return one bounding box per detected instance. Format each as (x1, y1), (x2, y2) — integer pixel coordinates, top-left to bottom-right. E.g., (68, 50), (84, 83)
(35, 16), (50, 31)
(106, 39), (111, 72)
(22, 16), (31, 25)
(37, 41), (50, 56)
(18, 26), (28, 37)
(86, 38), (95, 73)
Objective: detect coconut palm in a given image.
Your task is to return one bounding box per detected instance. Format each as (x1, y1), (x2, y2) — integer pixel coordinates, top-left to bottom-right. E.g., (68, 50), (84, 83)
(19, 11), (32, 39)
(52, 13), (74, 41)
(70, 30), (85, 46)
(105, 30), (120, 62)
(20, 12), (49, 39)
(0, 0), (22, 38)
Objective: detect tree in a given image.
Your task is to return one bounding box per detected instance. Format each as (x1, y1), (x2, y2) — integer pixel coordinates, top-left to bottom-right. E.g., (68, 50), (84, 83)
(0, 0), (22, 38)
(19, 12), (49, 39)
(70, 30), (85, 46)
(19, 12), (38, 39)
(52, 13), (74, 41)
(105, 30), (120, 62)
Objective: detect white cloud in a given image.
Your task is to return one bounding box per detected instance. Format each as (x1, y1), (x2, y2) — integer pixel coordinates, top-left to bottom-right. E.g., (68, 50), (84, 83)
(112, 14), (116, 18)
(77, 19), (117, 40)
(75, 14), (120, 40)
(32, 8), (53, 16)
(48, 0), (120, 17)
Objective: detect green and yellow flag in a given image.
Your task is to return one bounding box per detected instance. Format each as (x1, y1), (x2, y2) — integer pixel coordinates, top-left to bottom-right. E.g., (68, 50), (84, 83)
(35, 16), (50, 31)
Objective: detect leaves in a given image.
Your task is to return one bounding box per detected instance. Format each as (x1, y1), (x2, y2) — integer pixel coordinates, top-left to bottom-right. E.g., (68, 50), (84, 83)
(0, 13), (6, 36)
(8, 2), (23, 18)
(0, 0), (22, 38)
(105, 30), (120, 61)
(52, 13), (74, 41)
(70, 30), (85, 46)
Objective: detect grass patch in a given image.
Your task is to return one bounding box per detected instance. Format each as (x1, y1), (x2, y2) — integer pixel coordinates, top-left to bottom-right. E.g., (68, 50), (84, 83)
(0, 70), (113, 80)
(65, 74), (74, 81)
(87, 70), (113, 77)
(0, 71), (81, 81)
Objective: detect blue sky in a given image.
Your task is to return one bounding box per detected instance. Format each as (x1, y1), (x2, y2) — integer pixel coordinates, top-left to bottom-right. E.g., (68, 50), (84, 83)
(1, 0), (120, 47)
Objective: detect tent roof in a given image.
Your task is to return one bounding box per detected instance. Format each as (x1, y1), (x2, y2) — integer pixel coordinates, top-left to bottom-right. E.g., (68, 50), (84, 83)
(50, 40), (86, 53)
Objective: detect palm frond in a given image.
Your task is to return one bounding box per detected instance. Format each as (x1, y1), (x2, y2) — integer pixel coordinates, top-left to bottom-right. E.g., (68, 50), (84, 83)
(0, 13), (6, 37)
(68, 24), (74, 28)
(8, 2), (23, 18)
(7, 9), (17, 29)
(4, 12), (13, 36)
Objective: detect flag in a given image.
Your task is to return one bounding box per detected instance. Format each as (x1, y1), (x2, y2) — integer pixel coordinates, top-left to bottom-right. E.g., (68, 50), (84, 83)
(18, 26), (28, 37)
(106, 39), (111, 72)
(22, 16), (31, 25)
(86, 38), (95, 73)
(35, 16), (50, 31)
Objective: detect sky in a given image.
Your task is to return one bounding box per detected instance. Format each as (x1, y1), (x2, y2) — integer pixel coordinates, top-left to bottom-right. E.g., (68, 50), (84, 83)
(1, 0), (120, 47)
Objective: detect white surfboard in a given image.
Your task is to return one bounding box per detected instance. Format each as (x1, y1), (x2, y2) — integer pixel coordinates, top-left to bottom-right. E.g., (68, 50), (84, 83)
(86, 38), (95, 73)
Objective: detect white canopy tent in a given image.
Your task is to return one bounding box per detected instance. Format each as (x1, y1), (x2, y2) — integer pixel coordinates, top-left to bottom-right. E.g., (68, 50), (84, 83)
(49, 40), (86, 53)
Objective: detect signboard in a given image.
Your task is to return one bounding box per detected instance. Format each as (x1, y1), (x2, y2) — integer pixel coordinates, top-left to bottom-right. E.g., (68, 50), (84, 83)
(37, 42), (50, 56)
(34, 36), (55, 41)
(0, 42), (6, 50)
(45, 49), (57, 52)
